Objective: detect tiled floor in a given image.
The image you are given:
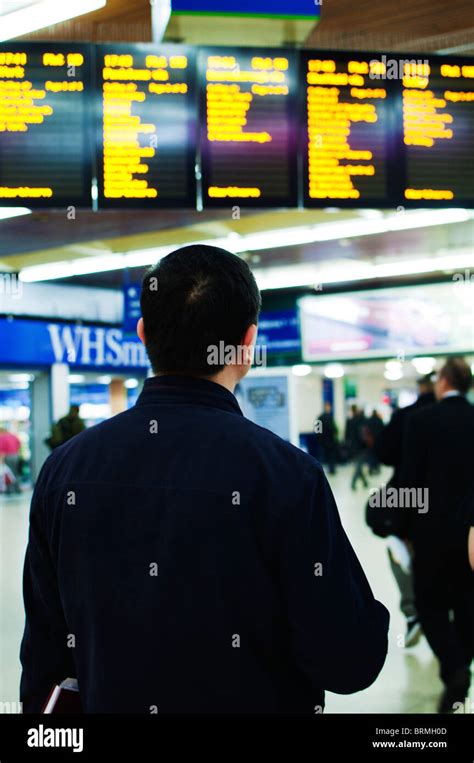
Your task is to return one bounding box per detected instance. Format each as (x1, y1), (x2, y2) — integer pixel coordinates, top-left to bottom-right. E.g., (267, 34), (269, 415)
(0, 465), (468, 713)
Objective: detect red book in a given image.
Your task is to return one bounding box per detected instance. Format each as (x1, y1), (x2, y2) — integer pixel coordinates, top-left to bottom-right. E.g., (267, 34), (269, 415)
(42, 678), (83, 714)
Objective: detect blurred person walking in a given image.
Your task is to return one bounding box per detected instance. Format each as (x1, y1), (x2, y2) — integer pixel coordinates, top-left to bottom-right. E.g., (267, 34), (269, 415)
(317, 402), (338, 475)
(345, 404), (365, 461)
(371, 375), (435, 648)
(351, 408), (369, 490)
(401, 358), (474, 713)
(375, 376), (435, 478)
(0, 427), (21, 494)
(365, 410), (384, 475)
(45, 405), (85, 450)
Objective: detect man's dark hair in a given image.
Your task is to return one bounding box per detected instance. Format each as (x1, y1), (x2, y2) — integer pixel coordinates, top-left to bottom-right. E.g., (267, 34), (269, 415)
(439, 357), (472, 394)
(140, 245), (261, 375)
(417, 373), (434, 391)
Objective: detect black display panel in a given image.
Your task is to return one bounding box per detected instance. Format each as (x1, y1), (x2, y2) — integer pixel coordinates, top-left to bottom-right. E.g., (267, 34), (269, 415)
(96, 43), (196, 208)
(0, 44), (472, 211)
(0, 42), (92, 207)
(301, 51), (396, 208)
(400, 56), (474, 206)
(199, 47), (298, 207)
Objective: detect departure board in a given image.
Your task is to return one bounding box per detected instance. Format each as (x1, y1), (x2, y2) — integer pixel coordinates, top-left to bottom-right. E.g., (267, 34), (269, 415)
(402, 56), (474, 205)
(199, 48), (298, 207)
(1, 43), (472, 211)
(0, 42), (92, 207)
(302, 53), (393, 207)
(96, 44), (196, 208)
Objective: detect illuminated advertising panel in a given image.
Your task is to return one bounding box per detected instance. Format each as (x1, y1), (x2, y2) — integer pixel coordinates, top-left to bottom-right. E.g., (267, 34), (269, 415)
(300, 281), (474, 361)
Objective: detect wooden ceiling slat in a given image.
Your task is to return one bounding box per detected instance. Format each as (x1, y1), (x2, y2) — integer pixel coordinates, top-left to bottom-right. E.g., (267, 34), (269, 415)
(312, 0), (473, 33)
(304, 27), (474, 54)
(20, 22), (152, 42)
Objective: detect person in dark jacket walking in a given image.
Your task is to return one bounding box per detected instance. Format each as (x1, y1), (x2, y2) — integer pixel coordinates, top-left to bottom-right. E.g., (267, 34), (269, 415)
(316, 402), (338, 475)
(351, 409), (369, 490)
(375, 376), (435, 485)
(20, 245), (389, 714)
(372, 374), (435, 647)
(45, 405), (85, 450)
(401, 358), (474, 713)
(365, 410), (384, 475)
(345, 404), (365, 461)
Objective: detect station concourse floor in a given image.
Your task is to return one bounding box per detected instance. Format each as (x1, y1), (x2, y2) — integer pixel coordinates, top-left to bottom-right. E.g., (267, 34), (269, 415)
(0, 464), (466, 714)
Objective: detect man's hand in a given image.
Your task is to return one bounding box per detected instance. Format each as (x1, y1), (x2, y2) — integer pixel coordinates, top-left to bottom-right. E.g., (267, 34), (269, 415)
(468, 526), (474, 571)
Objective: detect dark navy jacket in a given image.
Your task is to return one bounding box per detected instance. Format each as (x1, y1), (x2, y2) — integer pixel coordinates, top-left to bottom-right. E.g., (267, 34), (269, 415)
(20, 375), (389, 713)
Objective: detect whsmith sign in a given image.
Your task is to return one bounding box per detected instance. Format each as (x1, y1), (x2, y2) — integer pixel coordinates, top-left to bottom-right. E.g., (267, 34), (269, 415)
(0, 318), (149, 370)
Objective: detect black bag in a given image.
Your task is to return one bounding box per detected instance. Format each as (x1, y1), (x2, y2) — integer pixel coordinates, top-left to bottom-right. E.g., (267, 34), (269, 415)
(365, 479), (408, 538)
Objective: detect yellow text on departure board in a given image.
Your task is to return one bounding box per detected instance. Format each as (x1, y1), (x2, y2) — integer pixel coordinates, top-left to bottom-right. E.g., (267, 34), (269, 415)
(403, 64), (474, 200)
(306, 59), (386, 199)
(0, 49), (84, 199)
(205, 55), (290, 199)
(206, 56), (289, 144)
(102, 54), (189, 199)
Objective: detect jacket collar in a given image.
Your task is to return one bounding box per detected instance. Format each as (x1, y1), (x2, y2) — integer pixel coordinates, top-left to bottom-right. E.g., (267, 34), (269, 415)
(439, 393), (468, 405)
(136, 374), (243, 416)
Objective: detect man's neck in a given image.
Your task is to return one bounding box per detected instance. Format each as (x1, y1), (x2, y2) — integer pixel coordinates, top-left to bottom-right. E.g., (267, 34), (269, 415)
(203, 370), (238, 394)
(155, 371), (238, 394)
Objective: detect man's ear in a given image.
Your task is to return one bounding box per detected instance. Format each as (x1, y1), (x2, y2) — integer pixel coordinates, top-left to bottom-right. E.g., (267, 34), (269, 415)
(242, 324), (257, 366)
(242, 324), (257, 348)
(137, 317), (145, 345)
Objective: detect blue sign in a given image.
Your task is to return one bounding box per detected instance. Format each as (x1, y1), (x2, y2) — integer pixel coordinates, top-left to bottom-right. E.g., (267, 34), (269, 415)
(123, 284), (142, 334)
(173, 0), (319, 18)
(70, 384), (111, 406)
(0, 388), (30, 407)
(0, 318), (149, 370)
(257, 309), (301, 354)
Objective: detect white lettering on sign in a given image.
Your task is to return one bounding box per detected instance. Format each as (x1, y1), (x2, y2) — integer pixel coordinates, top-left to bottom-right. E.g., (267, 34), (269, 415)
(47, 324), (148, 368)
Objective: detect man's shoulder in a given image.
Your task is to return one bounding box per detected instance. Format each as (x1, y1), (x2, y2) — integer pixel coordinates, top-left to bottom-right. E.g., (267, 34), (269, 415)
(412, 396), (474, 423)
(232, 413), (322, 477)
(391, 400), (422, 424)
(393, 406), (409, 422)
(406, 401), (437, 426)
(438, 396), (474, 420)
(40, 404), (323, 490)
(40, 408), (135, 477)
(60, 407), (133, 444)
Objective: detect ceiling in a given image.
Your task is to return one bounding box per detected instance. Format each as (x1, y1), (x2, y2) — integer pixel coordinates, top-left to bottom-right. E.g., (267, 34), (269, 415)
(15, 0), (152, 43)
(2, 207), (472, 290)
(306, 0), (474, 55)
(1, 0), (473, 288)
(14, 0), (474, 54)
